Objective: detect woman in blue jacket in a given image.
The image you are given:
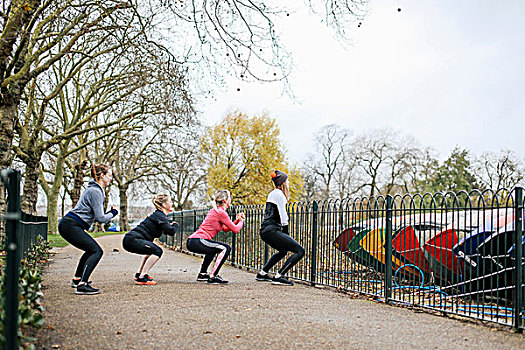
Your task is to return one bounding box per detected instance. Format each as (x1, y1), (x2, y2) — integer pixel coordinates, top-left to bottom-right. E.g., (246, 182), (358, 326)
(58, 164), (118, 295)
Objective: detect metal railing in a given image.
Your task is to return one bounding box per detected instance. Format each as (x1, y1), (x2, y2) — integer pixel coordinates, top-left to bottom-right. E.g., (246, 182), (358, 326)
(1, 169), (48, 350)
(161, 188), (524, 332)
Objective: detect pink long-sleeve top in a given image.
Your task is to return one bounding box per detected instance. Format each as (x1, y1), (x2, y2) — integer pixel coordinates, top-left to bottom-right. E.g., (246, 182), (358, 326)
(188, 207), (243, 240)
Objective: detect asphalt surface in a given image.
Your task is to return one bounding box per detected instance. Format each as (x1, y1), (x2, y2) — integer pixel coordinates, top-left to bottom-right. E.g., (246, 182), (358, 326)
(33, 234), (525, 349)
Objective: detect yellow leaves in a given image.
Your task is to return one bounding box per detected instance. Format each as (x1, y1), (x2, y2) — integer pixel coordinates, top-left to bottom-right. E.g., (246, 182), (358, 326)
(22, 2), (32, 12)
(201, 110), (303, 205)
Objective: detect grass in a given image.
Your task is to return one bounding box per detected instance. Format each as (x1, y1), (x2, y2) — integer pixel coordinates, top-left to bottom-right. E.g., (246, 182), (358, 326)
(48, 231), (127, 248)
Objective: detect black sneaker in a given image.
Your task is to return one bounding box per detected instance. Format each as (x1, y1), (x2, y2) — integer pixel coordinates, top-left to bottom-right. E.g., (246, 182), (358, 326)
(71, 279), (92, 288)
(255, 273), (272, 282)
(197, 273), (210, 281)
(134, 273), (154, 281)
(271, 276), (294, 286)
(207, 275), (228, 284)
(75, 284), (100, 295)
(135, 275), (157, 285)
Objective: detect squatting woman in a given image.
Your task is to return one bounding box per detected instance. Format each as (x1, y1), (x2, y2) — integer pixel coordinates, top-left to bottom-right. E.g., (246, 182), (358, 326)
(186, 190), (245, 284)
(256, 170), (305, 286)
(122, 194), (178, 285)
(58, 163), (118, 295)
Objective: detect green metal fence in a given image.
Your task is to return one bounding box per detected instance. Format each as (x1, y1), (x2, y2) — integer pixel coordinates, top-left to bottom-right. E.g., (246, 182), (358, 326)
(161, 188), (524, 332)
(1, 169), (48, 350)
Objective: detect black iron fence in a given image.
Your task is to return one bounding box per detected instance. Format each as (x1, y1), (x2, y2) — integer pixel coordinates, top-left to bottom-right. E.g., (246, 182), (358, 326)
(1, 169), (48, 350)
(161, 188), (524, 332)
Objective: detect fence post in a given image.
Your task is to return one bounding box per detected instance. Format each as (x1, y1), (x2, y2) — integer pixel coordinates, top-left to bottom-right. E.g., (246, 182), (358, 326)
(230, 206), (237, 266)
(4, 169), (21, 350)
(514, 187), (524, 333)
(310, 201), (319, 286)
(384, 195), (393, 303)
(178, 211), (184, 251)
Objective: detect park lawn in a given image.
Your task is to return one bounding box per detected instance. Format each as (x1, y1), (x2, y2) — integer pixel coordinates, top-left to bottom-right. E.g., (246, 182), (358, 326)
(48, 231), (127, 248)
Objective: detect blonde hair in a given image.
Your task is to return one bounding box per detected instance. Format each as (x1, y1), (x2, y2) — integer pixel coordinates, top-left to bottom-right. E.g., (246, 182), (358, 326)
(276, 180), (290, 200)
(211, 190), (230, 210)
(91, 163), (111, 182)
(152, 194), (171, 211)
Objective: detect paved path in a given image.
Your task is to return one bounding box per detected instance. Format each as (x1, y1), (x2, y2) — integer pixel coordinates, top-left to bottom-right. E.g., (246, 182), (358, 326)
(34, 234), (525, 349)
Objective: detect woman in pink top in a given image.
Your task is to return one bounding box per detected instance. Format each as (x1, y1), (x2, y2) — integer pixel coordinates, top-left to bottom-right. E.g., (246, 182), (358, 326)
(187, 190), (245, 284)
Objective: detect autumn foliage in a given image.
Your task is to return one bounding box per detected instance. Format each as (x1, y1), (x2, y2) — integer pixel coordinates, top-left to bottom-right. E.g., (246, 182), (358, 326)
(201, 111), (303, 205)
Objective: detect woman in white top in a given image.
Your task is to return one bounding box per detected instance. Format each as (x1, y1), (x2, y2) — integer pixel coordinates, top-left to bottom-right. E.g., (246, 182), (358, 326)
(256, 170), (305, 286)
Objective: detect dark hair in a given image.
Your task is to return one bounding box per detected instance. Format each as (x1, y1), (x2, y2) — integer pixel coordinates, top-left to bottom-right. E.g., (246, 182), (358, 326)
(91, 163), (111, 182)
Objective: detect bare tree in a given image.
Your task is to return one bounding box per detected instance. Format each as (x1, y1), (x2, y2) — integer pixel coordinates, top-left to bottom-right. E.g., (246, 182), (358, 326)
(151, 1), (368, 91)
(37, 37), (190, 232)
(382, 134), (423, 195)
(473, 149), (525, 191)
(1, 0), (134, 171)
(140, 126), (207, 211)
(304, 124), (350, 198)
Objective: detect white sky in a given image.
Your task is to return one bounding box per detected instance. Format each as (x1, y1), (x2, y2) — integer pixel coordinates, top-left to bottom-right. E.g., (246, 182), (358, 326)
(198, 0), (525, 164)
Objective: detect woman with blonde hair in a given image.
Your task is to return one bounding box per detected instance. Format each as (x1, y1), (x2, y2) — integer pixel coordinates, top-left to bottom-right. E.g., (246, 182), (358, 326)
(58, 163), (118, 295)
(122, 194), (178, 285)
(187, 190), (245, 284)
(256, 170), (305, 286)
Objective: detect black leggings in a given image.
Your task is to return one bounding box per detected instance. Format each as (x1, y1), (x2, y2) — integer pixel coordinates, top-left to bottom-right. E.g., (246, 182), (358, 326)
(122, 232), (163, 257)
(58, 216), (103, 283)
(260, 226), (305, 276)
(186, 238), (231, 276)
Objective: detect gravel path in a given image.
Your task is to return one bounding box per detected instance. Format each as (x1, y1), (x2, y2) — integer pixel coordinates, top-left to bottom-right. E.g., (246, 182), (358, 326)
(33, 234), (525, 349)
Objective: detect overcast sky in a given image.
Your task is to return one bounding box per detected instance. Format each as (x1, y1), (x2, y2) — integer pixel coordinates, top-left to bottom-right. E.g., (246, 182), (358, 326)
(198, 0), (525, 164)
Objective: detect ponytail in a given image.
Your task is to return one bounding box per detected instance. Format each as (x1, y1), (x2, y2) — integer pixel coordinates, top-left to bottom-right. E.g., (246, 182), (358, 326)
(91, 164), (98, 182)
(91, 163), (111, 182)
(152, 194), (170, 211)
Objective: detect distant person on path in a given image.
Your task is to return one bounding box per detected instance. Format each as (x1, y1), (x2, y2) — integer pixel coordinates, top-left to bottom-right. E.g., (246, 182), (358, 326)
(187, 190), (245, 284)
(122, 194), (178, 285)
(58, 163), (118, 295)
(256, 170), (305, 286)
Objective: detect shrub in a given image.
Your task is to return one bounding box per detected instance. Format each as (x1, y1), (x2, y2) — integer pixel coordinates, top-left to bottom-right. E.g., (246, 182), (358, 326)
(0, 235), (50, 348)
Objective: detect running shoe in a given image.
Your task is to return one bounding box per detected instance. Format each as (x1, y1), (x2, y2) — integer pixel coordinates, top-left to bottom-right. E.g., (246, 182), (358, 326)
(136, 275), (157, 285)
(135, 273), (153, 281)
(255, 273), (272, 282)
(271, 276), (294, 286)
(71, 279), (92, 288)
(207, 275), (228, 284)
(197, 273), (210, 281)
(75, 284), (100, 295)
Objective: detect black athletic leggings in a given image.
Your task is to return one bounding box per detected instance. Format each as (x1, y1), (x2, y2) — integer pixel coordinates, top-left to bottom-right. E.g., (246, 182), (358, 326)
(122, 231), (163, 257)
(58, 216), (103, 283)
(260, 225), (305, 276)
(186, 238), (231, 276)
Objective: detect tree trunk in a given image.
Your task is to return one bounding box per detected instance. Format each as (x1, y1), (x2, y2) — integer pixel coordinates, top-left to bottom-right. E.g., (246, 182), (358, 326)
(21, 153), (42, 214)
(92, 222), (105, 232)
(0, 103), (17, 171)
(45, 150), (67, 235)
(71, 160), (88, 207)
(119, 185), (130, 232)
(0, 103), (18, 241)
(46, 188), (59, 235)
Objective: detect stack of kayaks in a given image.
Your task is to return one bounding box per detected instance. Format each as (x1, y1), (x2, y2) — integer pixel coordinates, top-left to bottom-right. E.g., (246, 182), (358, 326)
(333, 210), (524, 299)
